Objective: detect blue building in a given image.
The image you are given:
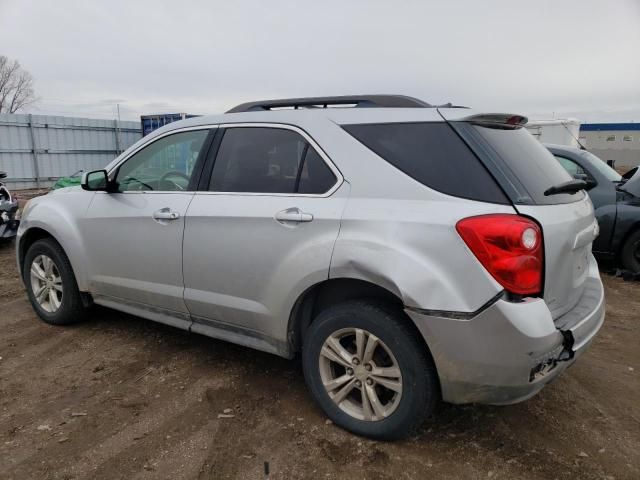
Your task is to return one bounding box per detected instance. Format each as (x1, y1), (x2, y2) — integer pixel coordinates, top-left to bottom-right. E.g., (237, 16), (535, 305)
(140, 113), (199, 137)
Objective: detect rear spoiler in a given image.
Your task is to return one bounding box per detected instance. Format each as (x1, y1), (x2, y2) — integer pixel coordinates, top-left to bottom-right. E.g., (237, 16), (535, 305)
(439, 112), (528, 129)
(462, 114), (528, 129)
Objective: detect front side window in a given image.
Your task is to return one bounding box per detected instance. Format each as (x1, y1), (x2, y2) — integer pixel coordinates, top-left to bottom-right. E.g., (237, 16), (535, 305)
(209, 127), (337, 194)
(116, 129), (209, 192)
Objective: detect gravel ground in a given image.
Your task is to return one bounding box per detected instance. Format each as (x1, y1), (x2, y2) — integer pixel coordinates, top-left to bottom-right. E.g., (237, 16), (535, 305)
(0, 239), (639, 480)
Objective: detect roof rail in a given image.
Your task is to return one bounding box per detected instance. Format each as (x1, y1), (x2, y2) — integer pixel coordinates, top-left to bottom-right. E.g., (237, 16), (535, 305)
(226, 95), (432, 113)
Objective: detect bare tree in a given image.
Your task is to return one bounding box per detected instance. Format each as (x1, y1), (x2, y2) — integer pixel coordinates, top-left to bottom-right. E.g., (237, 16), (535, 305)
(0, 55), (36, 113)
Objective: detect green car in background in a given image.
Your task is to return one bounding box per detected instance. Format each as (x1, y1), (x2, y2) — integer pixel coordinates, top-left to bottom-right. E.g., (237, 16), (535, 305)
(52, 170), (84, 189)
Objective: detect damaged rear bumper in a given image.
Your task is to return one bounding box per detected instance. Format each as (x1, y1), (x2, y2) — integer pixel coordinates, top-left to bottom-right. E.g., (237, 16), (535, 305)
(406, 255), (605, 405)
(0, 200), (20, 239)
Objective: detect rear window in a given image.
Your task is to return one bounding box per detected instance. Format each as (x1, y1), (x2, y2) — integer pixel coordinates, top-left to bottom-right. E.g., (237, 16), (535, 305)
(342, 122), (508, 204)
(464, 125), (582, 205)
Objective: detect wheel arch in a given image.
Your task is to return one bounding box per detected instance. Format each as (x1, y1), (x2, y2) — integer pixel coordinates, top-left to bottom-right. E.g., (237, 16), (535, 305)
(287, 277), (431, 356)
(19, 227), (61, 275)
(617, 219), (640, 264)
(18, 225), (89, 291)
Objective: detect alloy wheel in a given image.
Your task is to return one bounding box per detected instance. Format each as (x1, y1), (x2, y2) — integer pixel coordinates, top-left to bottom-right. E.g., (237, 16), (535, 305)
(30, 254), (63, 313)
(318, 327), (403, 421)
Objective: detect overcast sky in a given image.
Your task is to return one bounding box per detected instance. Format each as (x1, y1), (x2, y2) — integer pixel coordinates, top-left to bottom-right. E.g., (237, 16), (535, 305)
(1, 0), (639, 122)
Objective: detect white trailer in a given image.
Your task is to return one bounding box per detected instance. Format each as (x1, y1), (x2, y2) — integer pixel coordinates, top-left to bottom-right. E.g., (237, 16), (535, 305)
(525, 118), (582, 147)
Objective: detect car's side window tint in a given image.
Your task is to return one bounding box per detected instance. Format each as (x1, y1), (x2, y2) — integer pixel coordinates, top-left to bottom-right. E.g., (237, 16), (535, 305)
(209, 127), (336, 194)
(115, 129), (209, 192)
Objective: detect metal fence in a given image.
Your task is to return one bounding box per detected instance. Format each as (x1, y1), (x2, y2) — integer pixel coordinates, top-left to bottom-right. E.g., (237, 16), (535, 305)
(0, 113), (141, 189)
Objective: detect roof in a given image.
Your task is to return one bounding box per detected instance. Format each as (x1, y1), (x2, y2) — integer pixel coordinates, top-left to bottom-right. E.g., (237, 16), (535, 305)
(580, 123), (640, 132)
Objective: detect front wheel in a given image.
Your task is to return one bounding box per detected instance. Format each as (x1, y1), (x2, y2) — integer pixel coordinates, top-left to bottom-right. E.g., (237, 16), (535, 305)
(302, 300), (440, 440)
(23, 238), (87, 325)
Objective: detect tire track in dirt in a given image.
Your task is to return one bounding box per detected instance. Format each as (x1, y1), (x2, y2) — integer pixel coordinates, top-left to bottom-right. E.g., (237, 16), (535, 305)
(3, 377), (227, 479)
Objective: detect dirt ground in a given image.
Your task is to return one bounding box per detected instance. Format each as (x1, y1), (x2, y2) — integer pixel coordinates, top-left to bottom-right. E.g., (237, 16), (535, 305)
(0, 240), (638, 480)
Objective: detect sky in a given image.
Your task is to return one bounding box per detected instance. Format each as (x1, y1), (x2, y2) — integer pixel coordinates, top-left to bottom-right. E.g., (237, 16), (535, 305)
(1, 0), (639, 123)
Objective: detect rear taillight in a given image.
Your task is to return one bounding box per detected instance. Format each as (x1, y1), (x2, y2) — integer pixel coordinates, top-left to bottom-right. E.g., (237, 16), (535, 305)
(456, 214), (543, 296)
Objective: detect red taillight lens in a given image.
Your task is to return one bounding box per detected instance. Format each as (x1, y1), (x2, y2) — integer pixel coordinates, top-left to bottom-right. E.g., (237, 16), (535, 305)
(456, 214), (543, 296)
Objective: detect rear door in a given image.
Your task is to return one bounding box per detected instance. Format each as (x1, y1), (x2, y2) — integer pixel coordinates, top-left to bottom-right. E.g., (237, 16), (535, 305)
(182, 124), (348, 341)
(446, 112), (598, 319)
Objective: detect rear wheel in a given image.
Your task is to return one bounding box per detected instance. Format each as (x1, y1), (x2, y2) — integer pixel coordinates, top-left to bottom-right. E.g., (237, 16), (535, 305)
(302, 300), (439, 440)
(23, 238), (87, 325)
(621, 230), (640, 274)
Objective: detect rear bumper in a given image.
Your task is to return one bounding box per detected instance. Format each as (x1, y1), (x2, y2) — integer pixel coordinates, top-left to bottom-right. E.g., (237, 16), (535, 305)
(406, 255), (605, 405)
(0, 200), (19, 239)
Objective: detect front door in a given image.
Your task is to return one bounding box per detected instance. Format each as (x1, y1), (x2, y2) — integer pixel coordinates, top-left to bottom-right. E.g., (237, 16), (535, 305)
(182, 125), (347, 343)
(81, 128), (212, 323)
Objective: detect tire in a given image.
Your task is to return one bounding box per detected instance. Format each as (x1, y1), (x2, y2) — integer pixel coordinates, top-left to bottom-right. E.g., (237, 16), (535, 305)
(302, 300), (440, 440)
(621, 229), (640, 274)
(23, 238), (87, 325)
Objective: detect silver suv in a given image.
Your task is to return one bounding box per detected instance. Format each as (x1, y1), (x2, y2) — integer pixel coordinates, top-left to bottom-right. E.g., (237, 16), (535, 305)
(17, 95), (605, 439)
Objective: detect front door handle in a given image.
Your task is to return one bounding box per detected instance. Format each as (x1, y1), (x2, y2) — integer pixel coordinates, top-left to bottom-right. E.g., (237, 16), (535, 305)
(275, 208), (313, 223)
(153, 208), (180, 221)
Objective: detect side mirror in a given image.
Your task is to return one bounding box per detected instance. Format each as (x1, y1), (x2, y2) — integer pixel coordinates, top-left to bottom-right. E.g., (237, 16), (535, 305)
(81, 170), (109, 191)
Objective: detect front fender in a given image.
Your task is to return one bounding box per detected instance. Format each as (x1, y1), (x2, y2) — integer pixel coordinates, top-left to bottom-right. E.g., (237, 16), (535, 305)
(17, 189), (94, 291)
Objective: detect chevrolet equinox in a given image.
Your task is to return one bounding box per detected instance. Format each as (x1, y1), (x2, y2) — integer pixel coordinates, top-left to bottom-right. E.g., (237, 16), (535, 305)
(17, 95), (605, 439)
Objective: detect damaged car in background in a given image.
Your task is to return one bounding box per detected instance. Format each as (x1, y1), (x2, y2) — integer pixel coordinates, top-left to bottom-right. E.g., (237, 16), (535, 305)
(0, 171), (19, 241)
(549, 144), (640, 274)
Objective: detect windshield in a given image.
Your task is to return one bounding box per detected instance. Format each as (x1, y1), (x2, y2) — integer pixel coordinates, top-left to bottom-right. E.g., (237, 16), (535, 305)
(579, 151), (622, 182)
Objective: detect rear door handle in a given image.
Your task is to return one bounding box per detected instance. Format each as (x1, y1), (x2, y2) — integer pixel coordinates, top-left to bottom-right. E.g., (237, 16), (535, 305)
(275, 208), (313, 223)
(153, 208), (180, 221)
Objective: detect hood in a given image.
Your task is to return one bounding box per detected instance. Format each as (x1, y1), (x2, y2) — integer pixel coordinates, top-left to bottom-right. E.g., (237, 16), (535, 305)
(620, 167), (640, 197)
(48, 185), (83, 195)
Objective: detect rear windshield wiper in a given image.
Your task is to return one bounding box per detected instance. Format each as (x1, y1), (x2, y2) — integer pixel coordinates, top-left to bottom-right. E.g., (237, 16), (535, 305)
(543, 179), (587, 196)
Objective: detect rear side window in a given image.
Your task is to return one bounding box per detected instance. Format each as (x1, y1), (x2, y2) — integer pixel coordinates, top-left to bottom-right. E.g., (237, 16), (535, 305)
(209, 127), (337, 194)
(343, 122), (508, 204)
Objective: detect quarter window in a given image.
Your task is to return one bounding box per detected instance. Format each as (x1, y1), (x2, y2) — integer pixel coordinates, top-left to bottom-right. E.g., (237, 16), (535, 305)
(115, 129), (209, 192)
(209, 127), (337, 194)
